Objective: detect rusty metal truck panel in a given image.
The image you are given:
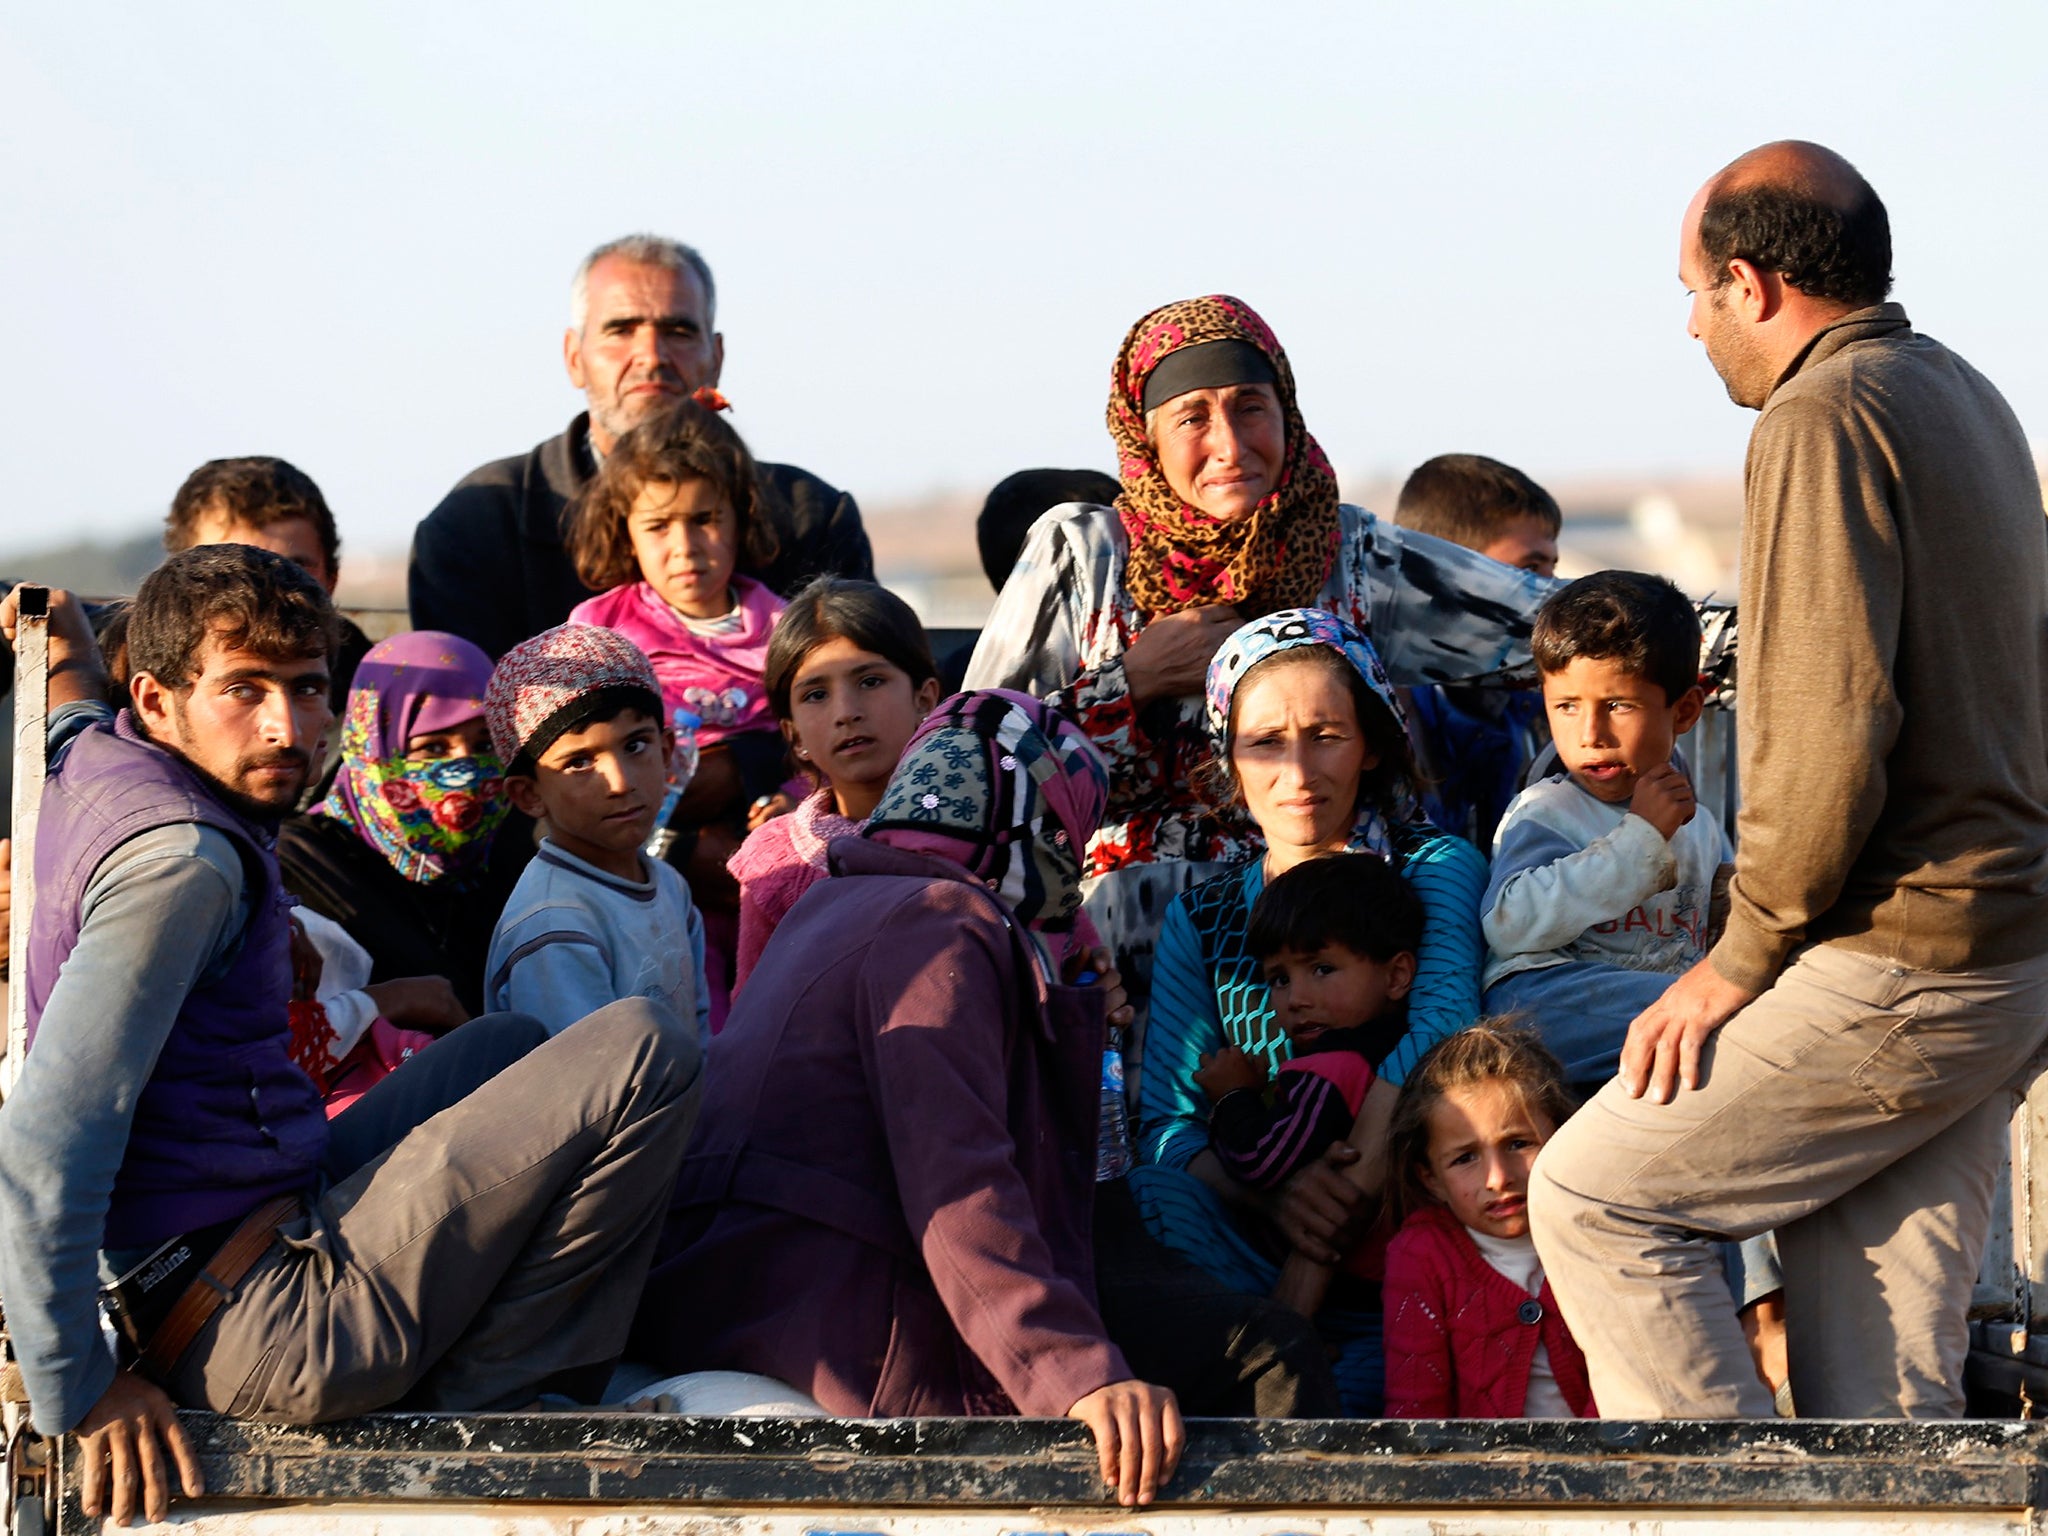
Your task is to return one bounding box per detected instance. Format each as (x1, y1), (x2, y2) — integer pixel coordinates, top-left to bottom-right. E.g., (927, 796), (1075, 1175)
(41, 1412), (2048, 1533)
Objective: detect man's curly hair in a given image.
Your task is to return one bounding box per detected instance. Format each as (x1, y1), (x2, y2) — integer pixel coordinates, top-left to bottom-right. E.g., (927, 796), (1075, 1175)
(1698, 176), (1891, 309)
(127, 544), (337, 693)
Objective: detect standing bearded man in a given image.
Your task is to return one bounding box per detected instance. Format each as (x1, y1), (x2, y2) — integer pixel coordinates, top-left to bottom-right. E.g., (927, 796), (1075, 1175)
(1530, 141), (2048, 1418)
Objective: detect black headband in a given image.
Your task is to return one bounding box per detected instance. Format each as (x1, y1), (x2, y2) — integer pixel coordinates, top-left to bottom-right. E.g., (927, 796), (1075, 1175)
(1141, 338), (1278, 414)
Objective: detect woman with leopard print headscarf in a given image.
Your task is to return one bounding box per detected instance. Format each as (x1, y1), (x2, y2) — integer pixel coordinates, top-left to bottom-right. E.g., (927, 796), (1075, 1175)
(964, 294), (1558, 1063)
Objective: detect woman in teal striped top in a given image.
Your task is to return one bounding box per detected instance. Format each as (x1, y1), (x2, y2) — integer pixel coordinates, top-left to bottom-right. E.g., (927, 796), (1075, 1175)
(1130, 609), (1487, 1413)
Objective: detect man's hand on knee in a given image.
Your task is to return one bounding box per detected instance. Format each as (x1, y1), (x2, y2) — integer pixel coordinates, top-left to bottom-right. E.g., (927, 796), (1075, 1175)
(73, 1368), (205, 1526)
(1621, 958), (1757, 1103)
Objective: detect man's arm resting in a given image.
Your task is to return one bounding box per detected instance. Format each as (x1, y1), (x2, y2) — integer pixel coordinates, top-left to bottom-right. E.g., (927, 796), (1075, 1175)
(0, 827), (241, 1433)
(2, 585), (110, 709)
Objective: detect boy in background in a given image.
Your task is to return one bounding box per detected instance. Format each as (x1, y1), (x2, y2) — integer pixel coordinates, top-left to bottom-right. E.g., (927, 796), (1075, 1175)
(483, 624), (709, 1042)
(1396, 455), (1561, 580)
(164, 457), (372, 711)
(1393, 454), (1561, 847)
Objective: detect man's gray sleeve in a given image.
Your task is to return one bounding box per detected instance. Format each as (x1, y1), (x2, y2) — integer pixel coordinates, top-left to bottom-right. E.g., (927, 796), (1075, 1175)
(46, 698), (114, 761)
(0, 825), (244, 1434)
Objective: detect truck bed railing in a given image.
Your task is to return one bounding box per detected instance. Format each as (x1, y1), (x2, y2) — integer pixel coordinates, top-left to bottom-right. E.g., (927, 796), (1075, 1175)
(33, 1411), (2048, 1531)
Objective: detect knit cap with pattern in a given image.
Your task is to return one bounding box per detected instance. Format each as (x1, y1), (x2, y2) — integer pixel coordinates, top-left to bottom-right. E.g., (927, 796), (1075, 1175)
(485, 622), (664, 772)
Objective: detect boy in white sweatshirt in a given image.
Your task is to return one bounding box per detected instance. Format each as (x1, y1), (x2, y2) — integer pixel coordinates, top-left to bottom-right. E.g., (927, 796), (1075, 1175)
(1481, 571), (1732, 1093)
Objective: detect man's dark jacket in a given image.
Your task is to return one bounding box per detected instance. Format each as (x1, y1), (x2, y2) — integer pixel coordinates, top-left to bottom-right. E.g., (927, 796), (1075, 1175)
(409, 413), (874, 659)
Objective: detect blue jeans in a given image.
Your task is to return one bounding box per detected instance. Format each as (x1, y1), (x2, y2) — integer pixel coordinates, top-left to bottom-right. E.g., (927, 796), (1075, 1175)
(1486, 960), (1678, 1090)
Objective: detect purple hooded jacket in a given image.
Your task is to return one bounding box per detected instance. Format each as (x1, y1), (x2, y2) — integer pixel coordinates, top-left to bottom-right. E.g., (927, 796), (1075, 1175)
(633, 836), (1127, 1417)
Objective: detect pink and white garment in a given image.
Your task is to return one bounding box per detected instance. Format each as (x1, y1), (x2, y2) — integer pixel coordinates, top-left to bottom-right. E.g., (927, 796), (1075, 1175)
(727, 785), (861, 998)
(570, 574), (787, 748)
(291, 908), (436, 1116)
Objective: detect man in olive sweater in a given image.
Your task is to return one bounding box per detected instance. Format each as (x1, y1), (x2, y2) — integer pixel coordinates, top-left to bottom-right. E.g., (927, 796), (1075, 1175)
(410, 234), (873, 660)
(1531, 142), (2048, 1418)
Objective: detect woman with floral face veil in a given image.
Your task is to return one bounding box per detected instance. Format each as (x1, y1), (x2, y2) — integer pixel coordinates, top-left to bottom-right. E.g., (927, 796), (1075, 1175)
(965, 295), (1552, 1054)
(280, 631), (520, 1017)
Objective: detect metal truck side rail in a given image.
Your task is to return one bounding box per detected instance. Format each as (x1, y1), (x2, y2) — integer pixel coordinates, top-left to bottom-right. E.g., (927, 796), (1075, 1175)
(3, 585), (46, 1102)
(30, 1412), (2048, 1533)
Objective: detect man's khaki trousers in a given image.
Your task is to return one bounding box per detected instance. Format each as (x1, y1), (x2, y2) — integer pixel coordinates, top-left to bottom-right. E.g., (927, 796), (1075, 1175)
(1530, 943), (2048, 1418)
(168, 997), (700, 1419)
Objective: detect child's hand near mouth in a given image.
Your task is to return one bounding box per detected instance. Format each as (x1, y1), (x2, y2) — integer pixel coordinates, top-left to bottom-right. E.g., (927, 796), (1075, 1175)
(1629, 761), (1697, 840)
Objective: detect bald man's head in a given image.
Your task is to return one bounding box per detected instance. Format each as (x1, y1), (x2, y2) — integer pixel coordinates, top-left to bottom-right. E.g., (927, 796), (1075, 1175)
(1711, 141), (1868, 206)
(1694, 140), (1892, 309)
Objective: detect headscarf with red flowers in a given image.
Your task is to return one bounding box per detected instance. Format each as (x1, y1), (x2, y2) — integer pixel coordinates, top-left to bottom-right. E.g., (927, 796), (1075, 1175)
(1109, 294), (1341, 621)
(313, 631), (508, 884)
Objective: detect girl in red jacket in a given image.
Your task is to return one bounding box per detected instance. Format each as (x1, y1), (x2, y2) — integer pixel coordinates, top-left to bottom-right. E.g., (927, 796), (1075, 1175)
(1382, 1020), (1595, 1418)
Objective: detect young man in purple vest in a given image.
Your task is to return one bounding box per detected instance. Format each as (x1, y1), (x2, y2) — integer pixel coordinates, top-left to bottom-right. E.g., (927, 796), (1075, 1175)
(0, 547), (702, 1526)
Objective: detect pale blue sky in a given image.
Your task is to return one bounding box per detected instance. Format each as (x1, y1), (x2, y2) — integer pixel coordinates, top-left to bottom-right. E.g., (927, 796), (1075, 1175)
(2, 2), (2041, 555)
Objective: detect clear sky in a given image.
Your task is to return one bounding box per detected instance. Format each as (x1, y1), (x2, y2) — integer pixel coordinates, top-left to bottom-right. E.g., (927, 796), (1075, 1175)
(2, 2), (2041, 556)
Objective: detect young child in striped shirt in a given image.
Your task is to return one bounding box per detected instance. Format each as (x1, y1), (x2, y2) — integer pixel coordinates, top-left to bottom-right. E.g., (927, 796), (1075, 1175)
(1193, 852), (1423, 1274)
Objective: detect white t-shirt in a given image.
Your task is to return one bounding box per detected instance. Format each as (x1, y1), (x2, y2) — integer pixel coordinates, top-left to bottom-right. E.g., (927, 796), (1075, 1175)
(1483, 768), (1732, 992)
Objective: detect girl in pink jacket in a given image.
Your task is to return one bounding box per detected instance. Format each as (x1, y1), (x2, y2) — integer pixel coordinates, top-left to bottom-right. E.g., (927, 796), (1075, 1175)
(566, 391), (792, 1026)
(728, 577), (942, 996)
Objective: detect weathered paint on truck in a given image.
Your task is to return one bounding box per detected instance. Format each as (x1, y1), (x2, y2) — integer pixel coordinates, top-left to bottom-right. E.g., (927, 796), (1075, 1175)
(31, 1414), (2048, 1534)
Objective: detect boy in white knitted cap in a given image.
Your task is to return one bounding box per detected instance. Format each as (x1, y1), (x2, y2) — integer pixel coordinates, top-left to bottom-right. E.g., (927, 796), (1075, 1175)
(483, 623), (708, 1042)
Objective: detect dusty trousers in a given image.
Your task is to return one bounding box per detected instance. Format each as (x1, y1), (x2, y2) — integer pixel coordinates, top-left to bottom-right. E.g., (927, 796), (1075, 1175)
(1529, 943), (2048, 1418)
(167, 998), (701, 1419)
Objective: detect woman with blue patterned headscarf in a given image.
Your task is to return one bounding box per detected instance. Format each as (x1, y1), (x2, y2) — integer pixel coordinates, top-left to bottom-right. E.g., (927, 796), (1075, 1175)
(1127, 609), (1489, 1416)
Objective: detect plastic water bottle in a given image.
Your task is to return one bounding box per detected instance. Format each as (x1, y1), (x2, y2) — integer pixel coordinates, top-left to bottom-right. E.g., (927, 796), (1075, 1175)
(1096, 1014), (1134, 1182)
(1071, 967), (1134, 1181)
(645, 708), (703, 861)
